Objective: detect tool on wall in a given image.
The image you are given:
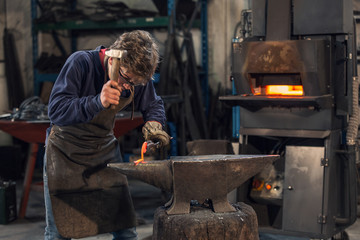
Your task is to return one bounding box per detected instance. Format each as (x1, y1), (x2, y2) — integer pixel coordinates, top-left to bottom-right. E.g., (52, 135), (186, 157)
(157, 1), (210, 155)
(3, 0), (25, 110)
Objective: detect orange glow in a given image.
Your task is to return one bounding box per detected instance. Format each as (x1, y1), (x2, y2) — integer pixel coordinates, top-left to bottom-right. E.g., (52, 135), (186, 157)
(265, 184), (272, 190)
(252, 179), (264, 191)
(265, 85), (303, 96)
(134, 141), (148, 166)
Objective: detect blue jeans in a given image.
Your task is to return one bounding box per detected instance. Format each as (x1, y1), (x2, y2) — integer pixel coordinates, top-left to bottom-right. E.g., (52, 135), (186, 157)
(43, 155), (138, 240)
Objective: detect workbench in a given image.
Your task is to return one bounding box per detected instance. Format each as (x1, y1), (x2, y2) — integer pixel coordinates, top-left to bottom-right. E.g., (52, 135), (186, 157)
(0, 113), (143, 219)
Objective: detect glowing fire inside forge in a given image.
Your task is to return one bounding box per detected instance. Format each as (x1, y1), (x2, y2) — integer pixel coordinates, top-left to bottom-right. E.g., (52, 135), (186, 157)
(265, 85), (304, 96)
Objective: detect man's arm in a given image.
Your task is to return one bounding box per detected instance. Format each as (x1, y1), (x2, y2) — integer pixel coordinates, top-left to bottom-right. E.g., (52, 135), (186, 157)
(134, 80), (166, 127)
(134, 81), (170, 147)
(48, 52), (104, 126)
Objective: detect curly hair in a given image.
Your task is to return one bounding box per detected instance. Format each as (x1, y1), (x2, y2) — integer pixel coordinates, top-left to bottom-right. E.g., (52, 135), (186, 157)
(109, 30), (159, 83)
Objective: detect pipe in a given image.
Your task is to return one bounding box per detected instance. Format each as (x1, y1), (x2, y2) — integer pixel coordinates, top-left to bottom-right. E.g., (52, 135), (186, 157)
(346, 18), (360, 145)
(346, 76), (359, 145)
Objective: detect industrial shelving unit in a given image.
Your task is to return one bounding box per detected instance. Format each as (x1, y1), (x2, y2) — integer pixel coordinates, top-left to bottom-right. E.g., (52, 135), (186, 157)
(31, 0), (208, 97)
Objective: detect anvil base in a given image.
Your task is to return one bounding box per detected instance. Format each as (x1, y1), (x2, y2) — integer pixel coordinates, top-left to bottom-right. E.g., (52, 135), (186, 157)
(153, 202), (259, 240)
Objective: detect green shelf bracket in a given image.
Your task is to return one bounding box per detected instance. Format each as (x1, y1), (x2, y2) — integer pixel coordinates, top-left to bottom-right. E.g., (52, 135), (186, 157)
(34, 17), (170, 31)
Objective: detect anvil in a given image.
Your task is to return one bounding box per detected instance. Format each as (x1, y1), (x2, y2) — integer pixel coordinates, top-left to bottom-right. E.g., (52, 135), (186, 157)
(108, 154), (278, 215)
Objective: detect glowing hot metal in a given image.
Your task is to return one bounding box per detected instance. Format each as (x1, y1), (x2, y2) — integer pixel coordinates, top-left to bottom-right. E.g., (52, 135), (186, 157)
(134, 141), (148, 165)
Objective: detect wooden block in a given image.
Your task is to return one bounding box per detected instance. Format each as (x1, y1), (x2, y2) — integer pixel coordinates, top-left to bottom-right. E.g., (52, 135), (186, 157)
(153, 202), (259, 240)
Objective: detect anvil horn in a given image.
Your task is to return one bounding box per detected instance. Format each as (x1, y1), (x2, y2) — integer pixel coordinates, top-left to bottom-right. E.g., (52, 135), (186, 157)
(108, 160), (173, 192)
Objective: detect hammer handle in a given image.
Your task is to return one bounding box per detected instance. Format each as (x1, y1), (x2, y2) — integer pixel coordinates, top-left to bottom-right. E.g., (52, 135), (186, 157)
(109, 58), (121, 110)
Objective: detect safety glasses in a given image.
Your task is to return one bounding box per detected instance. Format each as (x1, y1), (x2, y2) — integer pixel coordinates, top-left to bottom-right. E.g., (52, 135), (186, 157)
(119, 67), (147, 87)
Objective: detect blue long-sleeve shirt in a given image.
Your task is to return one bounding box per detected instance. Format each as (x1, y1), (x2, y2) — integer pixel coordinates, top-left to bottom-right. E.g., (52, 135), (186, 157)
(47, 46), (166, 131)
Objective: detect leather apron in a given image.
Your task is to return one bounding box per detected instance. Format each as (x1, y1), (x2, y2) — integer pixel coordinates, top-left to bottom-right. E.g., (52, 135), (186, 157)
(46, 88), (137, 239)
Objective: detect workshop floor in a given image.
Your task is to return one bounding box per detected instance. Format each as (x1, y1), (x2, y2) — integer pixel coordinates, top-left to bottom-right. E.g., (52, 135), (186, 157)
(0, 170), (359, 240)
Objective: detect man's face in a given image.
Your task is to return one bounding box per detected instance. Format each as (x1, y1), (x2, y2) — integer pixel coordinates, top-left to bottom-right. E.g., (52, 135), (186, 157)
(118, 65), (147, 89)
(108, 57), (144, 91)
(118, 67), (136, 90)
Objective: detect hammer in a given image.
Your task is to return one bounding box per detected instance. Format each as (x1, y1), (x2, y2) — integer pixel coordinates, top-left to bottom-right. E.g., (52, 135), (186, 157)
(106, 49), (127, 109)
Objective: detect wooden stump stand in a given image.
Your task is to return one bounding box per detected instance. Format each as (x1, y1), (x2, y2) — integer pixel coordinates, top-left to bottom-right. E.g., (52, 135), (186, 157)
(152, 202), (259, 240)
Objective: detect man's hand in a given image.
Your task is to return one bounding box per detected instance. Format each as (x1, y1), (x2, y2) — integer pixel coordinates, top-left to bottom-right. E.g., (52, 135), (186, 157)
(100, 80), (122, 108)
(142, 121), (171, 147)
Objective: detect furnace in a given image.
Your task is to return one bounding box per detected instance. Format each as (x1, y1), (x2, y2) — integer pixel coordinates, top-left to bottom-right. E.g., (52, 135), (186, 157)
(220, 0), (358, 239)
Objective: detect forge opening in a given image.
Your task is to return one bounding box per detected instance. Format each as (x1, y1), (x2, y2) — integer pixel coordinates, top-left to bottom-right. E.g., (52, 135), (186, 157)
(249, 73), (303, 96)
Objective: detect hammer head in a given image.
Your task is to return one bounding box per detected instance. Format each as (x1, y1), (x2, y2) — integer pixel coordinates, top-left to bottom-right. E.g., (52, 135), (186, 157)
(105, 49), (128, 59)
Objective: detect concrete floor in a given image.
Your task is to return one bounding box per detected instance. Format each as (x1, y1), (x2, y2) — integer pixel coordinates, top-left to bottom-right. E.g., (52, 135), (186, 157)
(0, 171), (359, 240)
